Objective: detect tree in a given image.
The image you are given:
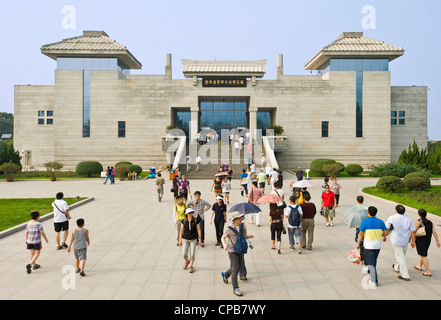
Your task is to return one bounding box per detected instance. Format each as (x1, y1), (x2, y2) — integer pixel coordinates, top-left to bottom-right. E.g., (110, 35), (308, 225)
(44, 161), (64, 181)
(398, 140), (427, 169)
(0, 112), (13, 136)
(0, 141), (21, 167)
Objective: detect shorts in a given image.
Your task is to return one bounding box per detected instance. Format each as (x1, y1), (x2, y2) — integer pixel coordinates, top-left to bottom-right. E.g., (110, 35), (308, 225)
(259, 182), (265, 189)
(74, 248), (87, 260)
(323, 206), (335, 218)
(27, 242), (42, 250)
(54, 221), (69, 232)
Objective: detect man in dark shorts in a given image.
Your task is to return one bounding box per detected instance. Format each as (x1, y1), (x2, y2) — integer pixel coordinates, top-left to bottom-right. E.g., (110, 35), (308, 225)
(52, 192), (71, 250)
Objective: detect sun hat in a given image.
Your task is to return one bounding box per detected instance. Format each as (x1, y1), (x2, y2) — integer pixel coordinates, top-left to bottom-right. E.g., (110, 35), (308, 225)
(231, 211), (245, 220)
(215, 196), (224, 200)
(185, 208), (195, 215)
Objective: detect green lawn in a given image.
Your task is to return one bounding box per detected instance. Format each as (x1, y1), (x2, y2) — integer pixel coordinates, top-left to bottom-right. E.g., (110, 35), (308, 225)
(362, 186), (441, 216)
(0, 198), (86, 231)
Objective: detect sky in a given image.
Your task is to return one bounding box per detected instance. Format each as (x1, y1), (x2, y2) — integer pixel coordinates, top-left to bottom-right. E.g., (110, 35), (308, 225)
(1, 0), (440, 140)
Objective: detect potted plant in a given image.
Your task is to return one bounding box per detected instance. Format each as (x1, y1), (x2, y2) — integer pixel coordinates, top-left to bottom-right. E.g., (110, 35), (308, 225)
(267, 124), (284, 136)
(0, 162), (21, 182)
(44, 161), (64, 181)
(115, 164), (129, 181)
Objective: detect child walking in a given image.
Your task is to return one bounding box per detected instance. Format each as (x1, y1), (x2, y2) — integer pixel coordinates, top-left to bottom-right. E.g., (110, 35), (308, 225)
(67, 218), (90, 276)
(25, 211), (49, 274)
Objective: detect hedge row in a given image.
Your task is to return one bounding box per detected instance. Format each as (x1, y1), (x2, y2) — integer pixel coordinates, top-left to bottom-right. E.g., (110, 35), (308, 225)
(310, 159), (363, 177)
(75, 161), (143, 177)
(376, 172), (431, 192)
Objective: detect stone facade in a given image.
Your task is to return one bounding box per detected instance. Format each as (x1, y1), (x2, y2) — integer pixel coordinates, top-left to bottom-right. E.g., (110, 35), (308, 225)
(13, 31), (428, 171)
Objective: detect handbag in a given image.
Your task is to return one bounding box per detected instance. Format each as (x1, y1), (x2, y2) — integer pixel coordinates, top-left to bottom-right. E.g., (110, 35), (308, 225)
(415, 219), (426, 237)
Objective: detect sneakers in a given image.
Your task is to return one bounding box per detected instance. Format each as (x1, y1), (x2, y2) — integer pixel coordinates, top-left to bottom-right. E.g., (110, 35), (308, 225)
(233, 288), (242, 296)
(221, 272), (228, 284)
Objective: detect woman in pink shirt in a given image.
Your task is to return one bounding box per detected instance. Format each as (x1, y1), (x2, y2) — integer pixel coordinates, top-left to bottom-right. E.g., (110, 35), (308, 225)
(247, 181), (262, 226)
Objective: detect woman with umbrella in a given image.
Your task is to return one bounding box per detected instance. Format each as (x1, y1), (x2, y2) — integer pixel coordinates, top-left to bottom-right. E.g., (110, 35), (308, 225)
(257, 194), (284, 254)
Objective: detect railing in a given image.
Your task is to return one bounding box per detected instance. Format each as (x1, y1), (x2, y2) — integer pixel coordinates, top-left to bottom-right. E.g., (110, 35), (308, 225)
(262, 136), (279, 170)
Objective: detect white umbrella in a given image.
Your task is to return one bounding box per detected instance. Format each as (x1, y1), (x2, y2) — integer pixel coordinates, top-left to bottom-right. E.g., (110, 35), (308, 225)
(292, 180), (314, 188)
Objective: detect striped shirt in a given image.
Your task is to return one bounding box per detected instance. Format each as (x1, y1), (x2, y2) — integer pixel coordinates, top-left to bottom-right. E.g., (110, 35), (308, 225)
(359, 217), (387, 250)
(26, 221), (44, 244)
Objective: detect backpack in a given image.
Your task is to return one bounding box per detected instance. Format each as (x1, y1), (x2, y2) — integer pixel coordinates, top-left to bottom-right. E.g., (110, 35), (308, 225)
(228, 224), (248, 255)
(288, 205), (301, 227)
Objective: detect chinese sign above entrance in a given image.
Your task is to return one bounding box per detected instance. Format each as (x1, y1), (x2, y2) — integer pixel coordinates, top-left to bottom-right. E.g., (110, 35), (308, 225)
(202, 77), (247, 88)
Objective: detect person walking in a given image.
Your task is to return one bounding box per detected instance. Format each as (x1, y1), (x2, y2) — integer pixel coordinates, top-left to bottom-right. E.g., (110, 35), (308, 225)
(52, 192), (71, 250)
(240, 169), (248, 197)
(413, 209), (441, 277)
(211, 175), (224, 199)
(385, 205), (416, 281)
(25, 211), (49, 274)
(172, 175), (180, 201)
(284, 196), (303, 254)
(103, 166), (112, 184)
(210, 196), (227, 246)
(156, 173), (165, 202)
(321, 185), (337, 227)
(195, 155), (201, 172)
(356, 206), (388, 287)
(67, 218), (90, 277)
(300, 192), (316, 250)
(173, 196), (188, 246)
(179, 208), (202, 273)
(257, 169), (267, 194)
(247, 181), (263, 226)
(188, 191), (211, 247)
(110, 166), (115, 184)
(178, 174), (192, 204)
(295, 167), (303, 181)
(330, 178), (342, 205)
(222, 176), (231, 205)
(185, 154), (191, 172)
(221, 211), (254, 297)
(269, 203), (284, 254)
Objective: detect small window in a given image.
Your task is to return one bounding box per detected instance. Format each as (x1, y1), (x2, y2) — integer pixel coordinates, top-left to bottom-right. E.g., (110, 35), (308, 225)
(391, 119), (397, 125)
(391, 111), (397, 118)
(321, 121), (329, 138)
(47, 110), (54, 117)
(118, 121), (126, 138)
(38, 110), (45, 117)
(38, 118), (45, 125)
(399, 111), (405, 117)
(399, 119), (405, 125)
(46, 118), (53, 125)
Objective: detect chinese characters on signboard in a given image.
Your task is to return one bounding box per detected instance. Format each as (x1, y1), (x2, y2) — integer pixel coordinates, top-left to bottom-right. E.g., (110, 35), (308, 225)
(202, 77), (247, 88)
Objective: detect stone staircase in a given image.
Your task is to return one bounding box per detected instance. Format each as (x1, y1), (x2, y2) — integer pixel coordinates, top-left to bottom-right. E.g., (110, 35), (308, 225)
(178, 143), (256, 180)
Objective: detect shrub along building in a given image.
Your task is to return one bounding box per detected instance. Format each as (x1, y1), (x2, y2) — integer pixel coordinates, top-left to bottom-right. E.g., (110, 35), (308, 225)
(14, 31), (427, 171)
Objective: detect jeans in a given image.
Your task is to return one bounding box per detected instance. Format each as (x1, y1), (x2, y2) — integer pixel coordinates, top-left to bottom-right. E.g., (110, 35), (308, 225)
(364, 249), (380, 284)
(288, 227), (301, 247)
(182, 238), (197, 261)
(104, 175), (111, 184)
(241, 184), (248, 196)
(225, 252), (244, 289)
(199, 219), (205, 244)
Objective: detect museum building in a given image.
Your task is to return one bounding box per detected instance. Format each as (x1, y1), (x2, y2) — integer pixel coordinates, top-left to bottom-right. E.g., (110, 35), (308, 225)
(14, 31), (427, 170)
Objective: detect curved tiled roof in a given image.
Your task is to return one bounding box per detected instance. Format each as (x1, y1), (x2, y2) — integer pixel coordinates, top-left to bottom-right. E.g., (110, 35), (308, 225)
(305, 32), (404, 70)
(41, 31), (142, 69)
(182, 59), (266, 77)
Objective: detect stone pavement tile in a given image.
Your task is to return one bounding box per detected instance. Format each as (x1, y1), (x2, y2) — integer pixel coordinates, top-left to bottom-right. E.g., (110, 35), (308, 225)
(1, 177), (441, 300)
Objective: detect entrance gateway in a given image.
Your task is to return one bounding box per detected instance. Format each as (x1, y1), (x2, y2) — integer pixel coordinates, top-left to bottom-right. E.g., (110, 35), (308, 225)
(175, 59), (273, 140)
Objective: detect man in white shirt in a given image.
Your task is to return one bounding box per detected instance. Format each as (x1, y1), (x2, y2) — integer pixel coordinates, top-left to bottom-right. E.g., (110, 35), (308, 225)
(385, 204), (416, 281)
(52, 192), (71, 250)
(195, 155), (201, 172)
(269, 168), (279, 190)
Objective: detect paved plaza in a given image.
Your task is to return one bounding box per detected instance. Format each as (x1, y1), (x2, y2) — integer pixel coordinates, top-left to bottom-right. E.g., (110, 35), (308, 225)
(1, 172), (441, 300)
